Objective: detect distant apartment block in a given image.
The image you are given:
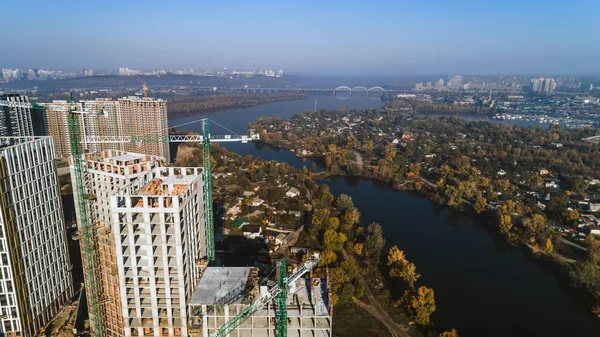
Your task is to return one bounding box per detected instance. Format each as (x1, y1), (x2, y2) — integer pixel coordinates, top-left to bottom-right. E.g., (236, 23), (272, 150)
(0, 94), (47, 137)
(70, 150), (165, 337)
(532, 78), (556, 93)
(40, 96), (170, 161)
(0, 136), (73, 337)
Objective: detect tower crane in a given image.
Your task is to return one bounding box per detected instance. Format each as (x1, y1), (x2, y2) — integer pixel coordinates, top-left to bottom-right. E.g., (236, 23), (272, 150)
(211, 253), (321, 337)
(0, 99), (105, 337)
(82, 117), (257, 262)
(0, 99), (260, 336)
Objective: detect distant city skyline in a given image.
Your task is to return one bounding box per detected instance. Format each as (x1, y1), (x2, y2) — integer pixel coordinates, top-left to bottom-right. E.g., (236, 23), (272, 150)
(1, 0), (600, 75)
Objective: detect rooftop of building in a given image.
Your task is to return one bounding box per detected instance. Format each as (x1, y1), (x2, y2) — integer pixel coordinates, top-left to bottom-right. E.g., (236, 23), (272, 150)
(189, 266), (331, 316)
(82, 150), (165, 173)
(135, 168), (201, 197)
(189, 267), (255, 305)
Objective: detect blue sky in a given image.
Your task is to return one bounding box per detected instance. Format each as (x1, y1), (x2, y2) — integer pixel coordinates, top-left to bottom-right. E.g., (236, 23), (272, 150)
(1, 0), (599, 74)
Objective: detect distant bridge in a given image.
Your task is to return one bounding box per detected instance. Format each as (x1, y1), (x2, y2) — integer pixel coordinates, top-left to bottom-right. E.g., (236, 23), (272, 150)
(192, 86), (394, 96)
(332, 86), (386, 96)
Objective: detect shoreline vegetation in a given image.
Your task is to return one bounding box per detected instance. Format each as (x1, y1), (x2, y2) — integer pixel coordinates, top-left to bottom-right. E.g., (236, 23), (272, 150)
(175, 141), (457, 337)
(167, 92), (308, 117)
(249, 103), (600, 318)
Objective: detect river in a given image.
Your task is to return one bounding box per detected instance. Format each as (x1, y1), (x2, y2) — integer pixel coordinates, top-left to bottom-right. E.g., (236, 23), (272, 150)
(171, 96), (600, 337)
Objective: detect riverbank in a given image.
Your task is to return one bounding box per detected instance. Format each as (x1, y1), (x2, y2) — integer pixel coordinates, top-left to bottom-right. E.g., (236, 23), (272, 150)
(167, 92), (308, 118)
(255, 136), (600, 317)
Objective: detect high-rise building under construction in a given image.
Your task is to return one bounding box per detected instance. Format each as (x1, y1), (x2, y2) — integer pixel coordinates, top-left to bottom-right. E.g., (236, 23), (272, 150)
(0, 136), (73, 337)
(70, 151), (206, 336)
(41, 96), (170, 161)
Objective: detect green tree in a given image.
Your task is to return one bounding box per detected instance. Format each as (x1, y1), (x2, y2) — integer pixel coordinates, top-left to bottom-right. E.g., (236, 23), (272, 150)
(390, 262), (421, 288)
(335, 194), (355, 212)
(364, 223), (386, 262)
(338, 283), (355, 304)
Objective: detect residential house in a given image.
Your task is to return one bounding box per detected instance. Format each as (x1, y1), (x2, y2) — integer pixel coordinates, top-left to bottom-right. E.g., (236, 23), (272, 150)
(288, 210), (302, 217)
(590, 225), (600, 236)
(497, 169), (507, 176)
(545, 181), (559, 189)
(425, 154), (436, 158)
(286, 187), (301, 198)
(250, 198), (265, 207)
(402, 131), (414, 140)
(242, 225), (263, 239)
(233, 218), (250, 229)
(538, 168), (549, 176)
(226, 202), (242, 219)
(550, 142), (563, 148)
(392, 138), (399, 144)
(243, 191), (254, 197)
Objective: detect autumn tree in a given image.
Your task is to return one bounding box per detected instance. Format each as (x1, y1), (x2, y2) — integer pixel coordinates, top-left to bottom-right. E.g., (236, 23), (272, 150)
(439, 329), (460, 337)
(473, 193), (487, 214)
(342, 208), (360, 232)
(498, 213), (512, 236)
(319, 250), (338, 266)
(353, 243), (364, 255)
(327, 217), (340, 231)
(408, 286), (436, 326)
(387, 245), (406, 266)
(323, 229), (347, 251)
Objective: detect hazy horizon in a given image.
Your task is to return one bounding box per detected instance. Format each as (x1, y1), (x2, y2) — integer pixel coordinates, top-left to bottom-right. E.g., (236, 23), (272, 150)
(2, 0), (599, 75)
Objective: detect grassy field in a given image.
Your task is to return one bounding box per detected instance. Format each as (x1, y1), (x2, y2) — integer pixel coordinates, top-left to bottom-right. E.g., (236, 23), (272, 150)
(333, 302), (392, 337)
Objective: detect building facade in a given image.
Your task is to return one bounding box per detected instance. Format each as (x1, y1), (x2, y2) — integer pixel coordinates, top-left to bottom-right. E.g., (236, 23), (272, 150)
(0, 94), (47, 137)
(70, 150), (165, 337)
(0, 136), (73, 337)
(41, 97), (170, 161)
(110, 167), (206, 337)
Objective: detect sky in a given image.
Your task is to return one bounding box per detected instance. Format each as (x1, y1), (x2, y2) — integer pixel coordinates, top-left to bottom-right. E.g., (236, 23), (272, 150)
(1, 0), (599, 75)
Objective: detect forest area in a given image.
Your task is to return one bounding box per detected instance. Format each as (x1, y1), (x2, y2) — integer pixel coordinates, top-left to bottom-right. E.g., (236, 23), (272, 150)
(167, 92), (307, 117)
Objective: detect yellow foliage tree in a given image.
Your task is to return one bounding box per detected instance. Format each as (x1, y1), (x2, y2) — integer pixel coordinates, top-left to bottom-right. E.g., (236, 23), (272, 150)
(544, 238), (554, 253)
(439, 329), (460, 337)
(409, 286), (436, 325)
(319, 250), (338, 266)
(498, 214), (512, 235)
(387, 245), (407, 266)
(353, 243), (364, 255)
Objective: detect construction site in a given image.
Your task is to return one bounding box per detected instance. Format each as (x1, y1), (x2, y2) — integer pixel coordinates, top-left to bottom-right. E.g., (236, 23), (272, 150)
(188, 266), (332, 337)
(0, 95), (331, 337)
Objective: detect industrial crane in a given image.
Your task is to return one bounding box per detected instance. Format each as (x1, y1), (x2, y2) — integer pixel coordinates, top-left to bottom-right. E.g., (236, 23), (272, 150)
(0, 98), (259, 337)
(0, 99), (105, 336)
(211, 253), (321, 337)
(82, 118), (257, 262)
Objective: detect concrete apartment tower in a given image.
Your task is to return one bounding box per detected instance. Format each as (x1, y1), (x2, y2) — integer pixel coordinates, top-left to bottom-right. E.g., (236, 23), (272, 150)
(110, 166), (206, 337)
(0, 136), (73, 337)
(0, 94), (47, 137)
(70, 150), (165, 337)
(41, 96), (170, 161)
